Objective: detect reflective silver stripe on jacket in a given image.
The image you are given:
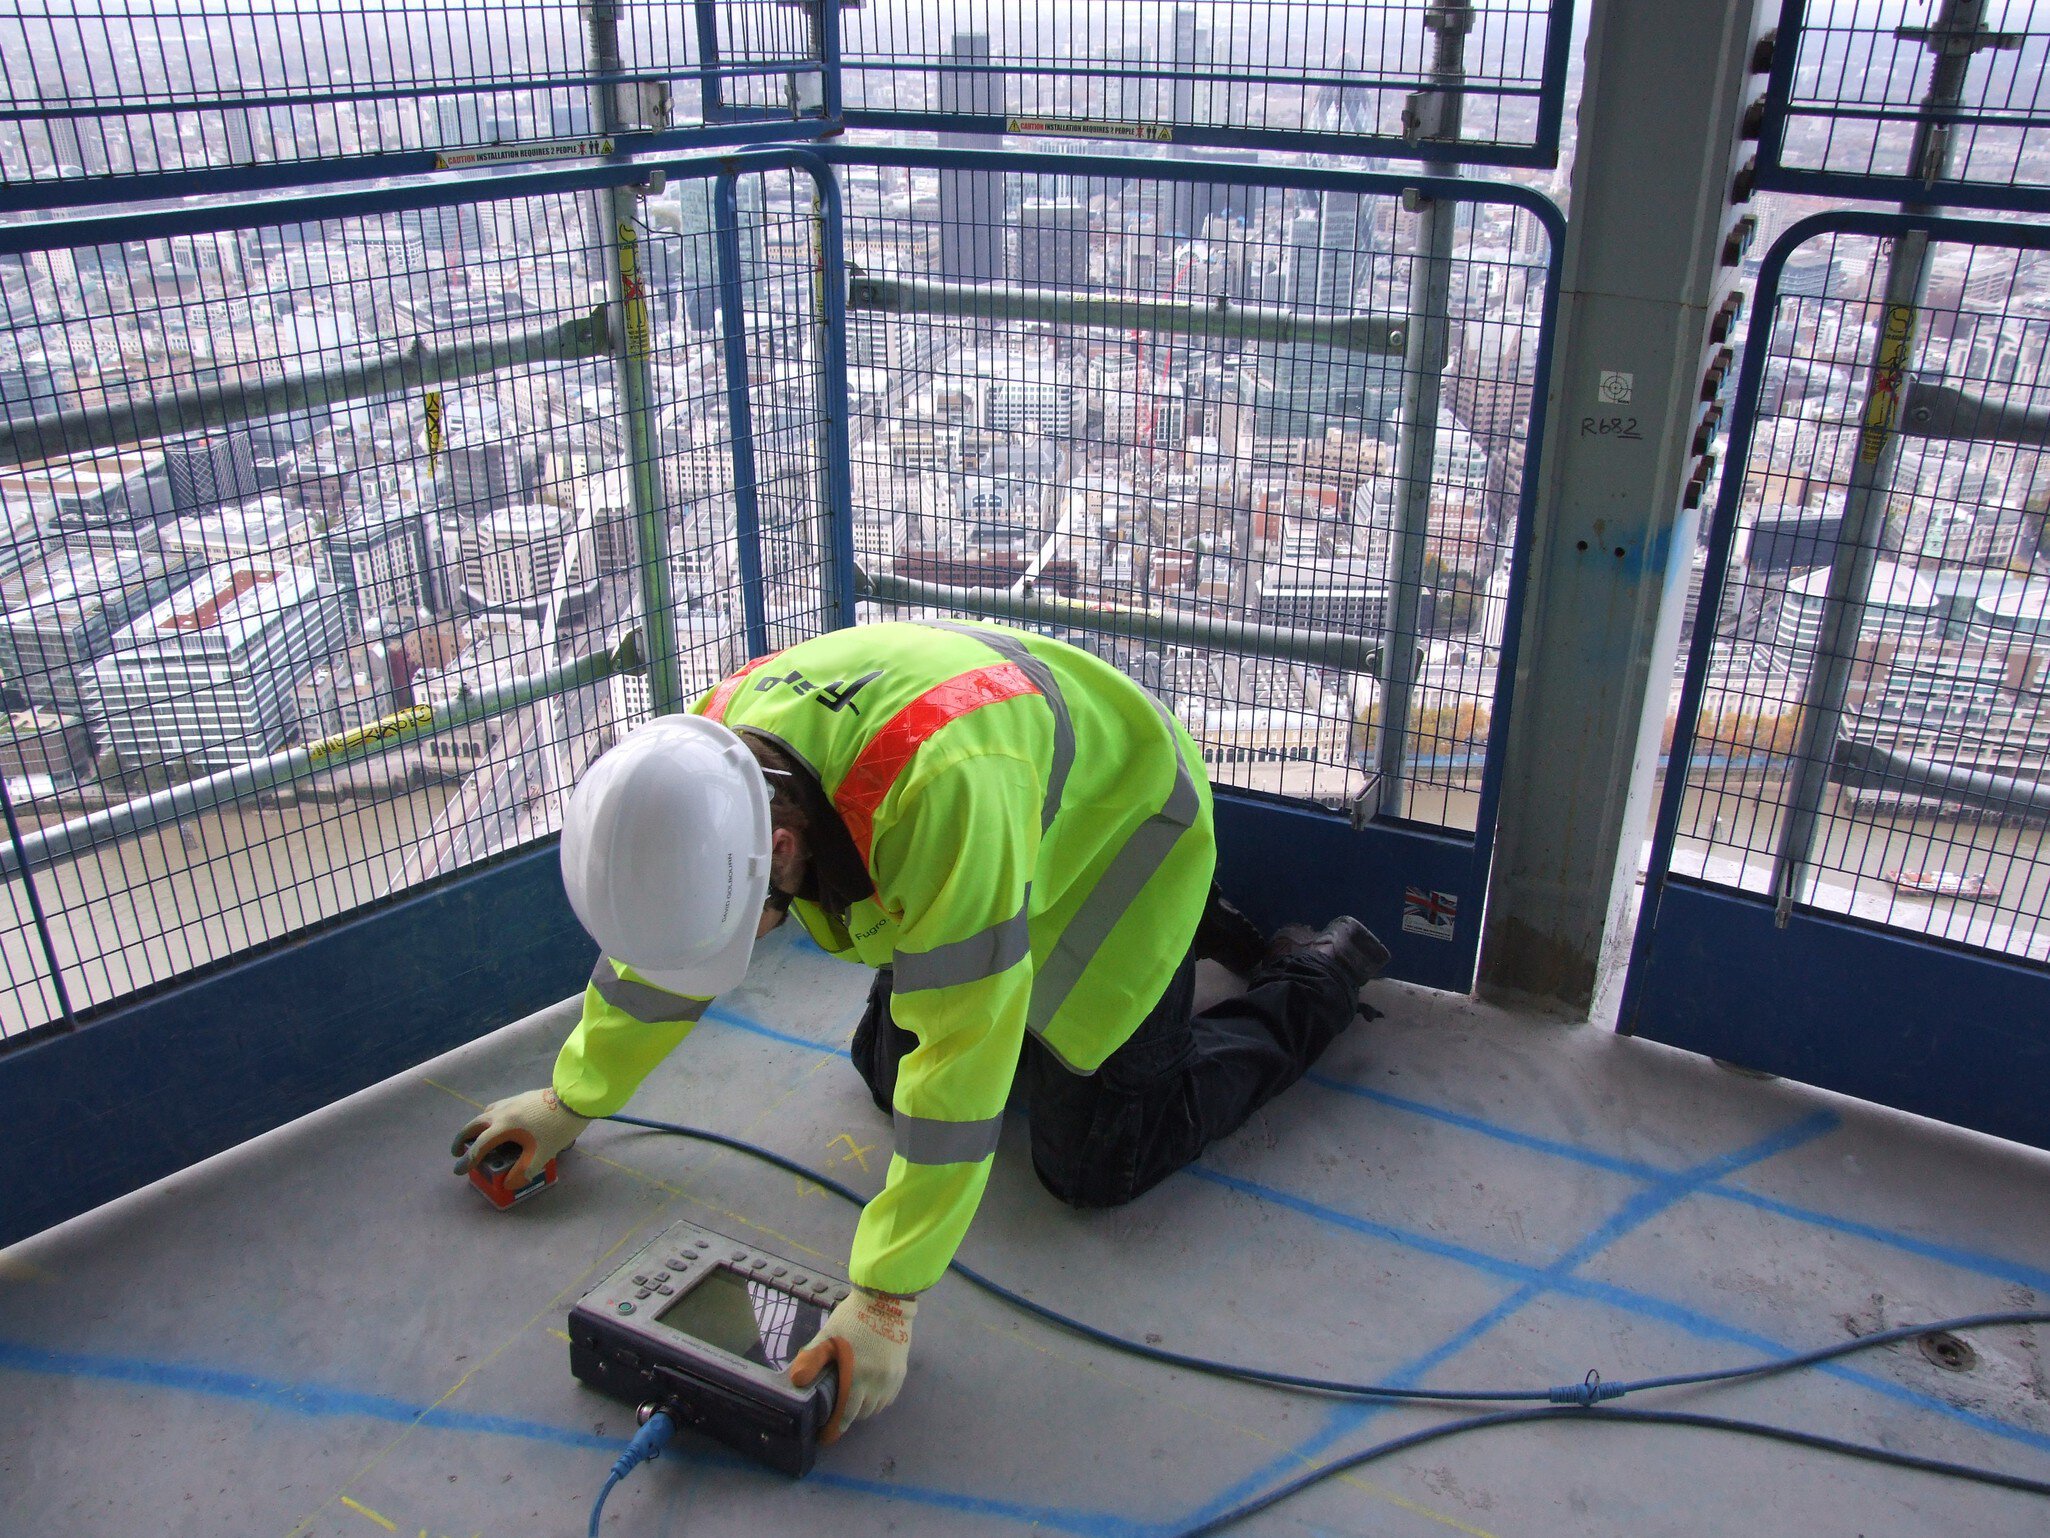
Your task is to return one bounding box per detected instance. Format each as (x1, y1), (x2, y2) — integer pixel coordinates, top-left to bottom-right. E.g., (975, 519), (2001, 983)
(589, 955), (714, 1024)
(893, 1109), (1003, 1166)
(910, 619), (1073, 834)
(1028, 692), (1202, 1058)
(893, 895), (1032, 993)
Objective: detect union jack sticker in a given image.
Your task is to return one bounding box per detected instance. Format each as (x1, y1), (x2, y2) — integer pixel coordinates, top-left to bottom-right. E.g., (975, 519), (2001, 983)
(1402, 886), (1458, 941)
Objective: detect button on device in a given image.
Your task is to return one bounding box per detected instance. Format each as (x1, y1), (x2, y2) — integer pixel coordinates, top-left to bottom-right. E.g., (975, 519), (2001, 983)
(654, 1272), (670, 1282)
(635, 1288), (652, 1300)
(694, 1238), (711, 1249)
(655, 1285), (674, 1296)
(616, 1301), (636, 1315)
(731, 1250), (748, 1262)
(810, 1281), (828, 1294)
(750, 1259), (767, 1270)
(666, 1257), (688, 1269)
(791, 1274), (808, 1286)
(632, 1275), (648, 1286)
(770, 1266), (787, 1277)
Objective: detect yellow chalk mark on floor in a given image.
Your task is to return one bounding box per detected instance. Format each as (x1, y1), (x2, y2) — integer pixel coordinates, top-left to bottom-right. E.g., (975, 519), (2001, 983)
(339, 1495), (398, 1531)
(828, 1132), (876, 1173)
(546, 1327), (572, 1345)
(290, 1082), (684, 1538)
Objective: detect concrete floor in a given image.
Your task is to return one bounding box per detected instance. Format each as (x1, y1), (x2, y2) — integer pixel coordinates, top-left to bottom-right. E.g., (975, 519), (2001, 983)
(6, 926), (2050, 1538)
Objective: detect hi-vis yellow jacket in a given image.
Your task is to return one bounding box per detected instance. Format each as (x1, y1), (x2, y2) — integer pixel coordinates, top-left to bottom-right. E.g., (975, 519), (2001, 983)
(553, 620), (1215, 1295)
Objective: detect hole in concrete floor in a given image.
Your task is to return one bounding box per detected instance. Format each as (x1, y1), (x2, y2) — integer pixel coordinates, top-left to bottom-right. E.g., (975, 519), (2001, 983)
(1919, 1331), (1978, 1373)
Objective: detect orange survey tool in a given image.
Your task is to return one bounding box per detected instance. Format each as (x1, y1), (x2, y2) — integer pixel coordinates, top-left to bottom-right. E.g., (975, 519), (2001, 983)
(469, 1142), (559, 1209)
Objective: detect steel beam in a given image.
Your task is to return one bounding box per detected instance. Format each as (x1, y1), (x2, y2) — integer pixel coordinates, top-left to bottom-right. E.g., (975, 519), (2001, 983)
(590, 0), (684, 716)
(1478, 0), (1761, 1012)
(856, 566), (1379, 674)
(846, 274), (1407, 355)
(1769, 0), (1991, 925)
(0, 310), (609, 469)
(1376, 1), (1470, 818)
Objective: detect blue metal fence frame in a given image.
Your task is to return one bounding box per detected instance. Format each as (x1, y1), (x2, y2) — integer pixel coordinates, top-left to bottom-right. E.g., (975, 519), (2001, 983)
(0, 0), (839, 220)
(816, 142), (1566, 993)
(1621, 209), (2050, 1150)
(0, 144), (850, 1243)
(1752, 0), (2050, 217)
(1, 122), (1563, 1236)
(836, 0), (1577, 170)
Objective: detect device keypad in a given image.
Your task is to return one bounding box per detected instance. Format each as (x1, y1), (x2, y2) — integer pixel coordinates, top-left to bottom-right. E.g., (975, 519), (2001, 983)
(590, 1218), (852, 1341)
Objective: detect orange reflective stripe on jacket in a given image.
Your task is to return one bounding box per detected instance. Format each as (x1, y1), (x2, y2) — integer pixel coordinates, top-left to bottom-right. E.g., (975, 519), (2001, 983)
(701, 650), (785, 721)
(832, 662), (1040, 862)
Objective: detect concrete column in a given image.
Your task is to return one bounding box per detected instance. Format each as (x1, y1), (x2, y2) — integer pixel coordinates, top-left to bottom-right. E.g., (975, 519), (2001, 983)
(1476, 0), (1761, 1012)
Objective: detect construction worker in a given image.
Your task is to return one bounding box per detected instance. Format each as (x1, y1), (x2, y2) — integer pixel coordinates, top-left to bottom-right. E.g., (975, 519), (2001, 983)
(452, 620), (1387, 1439)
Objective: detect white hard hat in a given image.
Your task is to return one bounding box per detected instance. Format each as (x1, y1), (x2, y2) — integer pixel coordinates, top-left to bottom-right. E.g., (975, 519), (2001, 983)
(559, 714), (773, 998)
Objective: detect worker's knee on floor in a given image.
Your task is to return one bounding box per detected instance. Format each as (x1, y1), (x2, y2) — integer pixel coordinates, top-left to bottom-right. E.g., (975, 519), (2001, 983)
(1031, 1097), (1146, 1208)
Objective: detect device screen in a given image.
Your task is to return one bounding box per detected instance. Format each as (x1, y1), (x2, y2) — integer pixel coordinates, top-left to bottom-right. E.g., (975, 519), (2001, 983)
(657, 1266), (825, 1371)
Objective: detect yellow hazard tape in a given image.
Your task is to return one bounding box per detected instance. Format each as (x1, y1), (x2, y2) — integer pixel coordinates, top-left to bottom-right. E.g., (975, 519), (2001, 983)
(1859, 302), (1915, 464)
(306, 705), (435, 762)
(423, 390), (444, 477)
(617, 220), (651, 359)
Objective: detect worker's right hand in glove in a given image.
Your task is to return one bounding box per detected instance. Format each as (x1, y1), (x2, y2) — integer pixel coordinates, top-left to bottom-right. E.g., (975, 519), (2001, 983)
(787, 1288), (917, 1442)
(450, 1087), (591, 1188)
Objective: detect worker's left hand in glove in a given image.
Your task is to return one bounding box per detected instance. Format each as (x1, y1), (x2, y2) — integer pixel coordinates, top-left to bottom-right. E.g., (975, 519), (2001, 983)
(787, 1288), (917, 1442)
(450, 1087), (591, 1187)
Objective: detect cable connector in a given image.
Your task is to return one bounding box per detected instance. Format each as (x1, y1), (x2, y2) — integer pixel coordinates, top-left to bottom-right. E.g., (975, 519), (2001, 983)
(589, 1407), (677, 1537)
(1549, 1370), (1628, 1408)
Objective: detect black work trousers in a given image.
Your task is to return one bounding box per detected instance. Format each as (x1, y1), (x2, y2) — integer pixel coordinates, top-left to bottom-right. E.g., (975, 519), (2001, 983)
(848, 946), (1370, 1209)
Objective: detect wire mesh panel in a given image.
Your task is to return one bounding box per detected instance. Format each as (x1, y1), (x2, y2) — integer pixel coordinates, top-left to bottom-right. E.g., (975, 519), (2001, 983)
(1665, 223), (2050, 965)
(840, 1), (1569, 165)
(1762, 0), (2050, 211)
(838, 157), (1551, 829)
(0, 1), (828, 207)
(0, 159), (831, 1039)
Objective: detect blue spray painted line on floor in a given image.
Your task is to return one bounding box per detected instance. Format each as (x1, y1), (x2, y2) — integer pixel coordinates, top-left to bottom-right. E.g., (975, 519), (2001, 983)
(0, 1339), (620, 1450)
(609, 1002), (2050, 1509)
(0, 1338), (1156, 1538)
(1163, 1111), (1841, 1532)
(1187, 1163), (2050, 1460)
(703, 1004), (842, 1057)
(1307, 1071), (2050, 1296)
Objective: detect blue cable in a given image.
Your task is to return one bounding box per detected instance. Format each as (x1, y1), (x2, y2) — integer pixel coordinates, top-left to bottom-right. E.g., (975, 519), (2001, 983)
(589, 1408), (676, 1538)
(598, 1113), (2050, 1529)
(1167, 1405), (2050, 1538)
(607, 1113), (2050, 1410)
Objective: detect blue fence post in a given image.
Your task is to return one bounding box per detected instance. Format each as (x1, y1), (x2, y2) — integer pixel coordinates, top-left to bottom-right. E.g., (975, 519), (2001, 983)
(793, 151), (858, 630)
(714, 167), (772, 656)
(693, 0), (726, 123)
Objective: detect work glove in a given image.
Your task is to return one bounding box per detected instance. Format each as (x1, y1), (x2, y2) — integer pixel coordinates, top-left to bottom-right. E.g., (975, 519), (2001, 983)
(450, 1087), (591, 1188)
(787, 1288), (917, 1442)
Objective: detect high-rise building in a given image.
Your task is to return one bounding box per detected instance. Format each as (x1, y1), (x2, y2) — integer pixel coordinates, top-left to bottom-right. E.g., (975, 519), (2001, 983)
(92, 561), (349, 769)
(674, 174), (767, 329)
(326, 503), (431, 632)
(1018, 198), (1091, 288)
(1167, 8), (1223, 238)
(162, 434), (264, 514)
(399, 203), (488, 268)
(938, 33), (1005, 284)
(0, 543), (195, 716)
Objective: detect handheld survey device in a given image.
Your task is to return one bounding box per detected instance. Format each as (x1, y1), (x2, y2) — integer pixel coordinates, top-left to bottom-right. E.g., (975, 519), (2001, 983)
(468, 1142), (558, 1209)
(568, 1218), (845, 1476)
